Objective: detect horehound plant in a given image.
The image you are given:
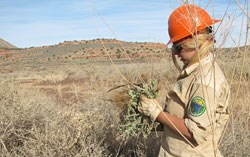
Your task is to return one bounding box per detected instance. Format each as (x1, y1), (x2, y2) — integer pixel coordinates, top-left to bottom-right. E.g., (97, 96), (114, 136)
(118, 79), (159, 139)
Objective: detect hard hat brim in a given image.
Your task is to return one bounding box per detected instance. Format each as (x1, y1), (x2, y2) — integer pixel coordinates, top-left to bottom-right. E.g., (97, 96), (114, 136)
(167, 19), (221, 45)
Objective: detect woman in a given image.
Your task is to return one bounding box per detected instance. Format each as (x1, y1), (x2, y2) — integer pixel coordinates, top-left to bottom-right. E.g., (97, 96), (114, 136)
(138, 4), (230, 157)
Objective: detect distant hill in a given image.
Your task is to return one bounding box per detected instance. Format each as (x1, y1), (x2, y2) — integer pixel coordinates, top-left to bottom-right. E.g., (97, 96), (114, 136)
(17, 38), (168, 60)
(1, 38), (248, 67)
(0, 38), (17, 49)
(0, 37), (249, 77)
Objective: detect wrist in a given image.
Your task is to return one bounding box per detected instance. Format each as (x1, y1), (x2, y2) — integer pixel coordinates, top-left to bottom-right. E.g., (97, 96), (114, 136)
(151, 108), (163, 122)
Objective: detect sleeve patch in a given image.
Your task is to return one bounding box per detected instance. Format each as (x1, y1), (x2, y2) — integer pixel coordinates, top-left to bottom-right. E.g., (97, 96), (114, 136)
(189, 96), (206, 117)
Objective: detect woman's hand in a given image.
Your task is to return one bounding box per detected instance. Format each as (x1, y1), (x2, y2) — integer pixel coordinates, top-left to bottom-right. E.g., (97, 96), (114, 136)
(138, 96), (163, 121)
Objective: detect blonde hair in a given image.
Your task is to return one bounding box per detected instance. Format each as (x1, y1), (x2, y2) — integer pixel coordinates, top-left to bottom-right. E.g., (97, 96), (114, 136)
(172, 33), (215, 71)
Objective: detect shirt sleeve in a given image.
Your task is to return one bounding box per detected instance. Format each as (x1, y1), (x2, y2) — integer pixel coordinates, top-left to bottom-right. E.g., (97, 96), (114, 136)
(184, 83), (218, 145)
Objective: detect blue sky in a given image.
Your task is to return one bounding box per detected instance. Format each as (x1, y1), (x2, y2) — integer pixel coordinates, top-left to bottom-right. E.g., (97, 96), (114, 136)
(0, 0), (249, 48)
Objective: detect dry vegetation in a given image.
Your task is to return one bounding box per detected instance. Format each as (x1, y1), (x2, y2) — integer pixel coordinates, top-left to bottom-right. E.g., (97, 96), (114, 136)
(1, 0), (250, 153)
(0, 38), (249, 156)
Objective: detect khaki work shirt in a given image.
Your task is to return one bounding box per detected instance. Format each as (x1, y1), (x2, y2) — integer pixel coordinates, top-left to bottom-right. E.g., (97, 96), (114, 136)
(159, 53), (230, 157)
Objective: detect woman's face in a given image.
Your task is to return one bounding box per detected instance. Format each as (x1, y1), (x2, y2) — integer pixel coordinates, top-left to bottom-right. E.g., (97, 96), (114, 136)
(176, 48), (196, 65)
(172, 43), (196, 65)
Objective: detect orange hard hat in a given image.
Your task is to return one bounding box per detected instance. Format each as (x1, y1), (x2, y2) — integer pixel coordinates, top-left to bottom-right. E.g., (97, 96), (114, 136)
(167, 4), (220, 44)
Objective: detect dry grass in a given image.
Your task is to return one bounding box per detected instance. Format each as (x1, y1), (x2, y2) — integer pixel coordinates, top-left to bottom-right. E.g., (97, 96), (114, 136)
(0, 81), (120, 156)
(1, 1), (249, 156)
(220, 83), (250, 157)
(0, 58), (172, 157)
(0, 51), (249, 156)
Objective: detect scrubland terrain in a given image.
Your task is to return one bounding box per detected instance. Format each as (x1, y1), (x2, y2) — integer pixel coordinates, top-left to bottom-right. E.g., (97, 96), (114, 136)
(0, 39), (249, 156)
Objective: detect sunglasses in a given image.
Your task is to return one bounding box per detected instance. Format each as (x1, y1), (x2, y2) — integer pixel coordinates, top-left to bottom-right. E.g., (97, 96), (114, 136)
(172, 44), (183, 54)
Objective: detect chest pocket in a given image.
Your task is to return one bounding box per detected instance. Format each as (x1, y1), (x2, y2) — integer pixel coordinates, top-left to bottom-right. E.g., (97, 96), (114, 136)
(166, 77), (195, 118)
(166, 92), (186, 118)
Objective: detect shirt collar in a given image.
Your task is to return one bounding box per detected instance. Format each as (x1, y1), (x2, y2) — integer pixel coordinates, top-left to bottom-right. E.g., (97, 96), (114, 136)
(180, 53), (215, 77)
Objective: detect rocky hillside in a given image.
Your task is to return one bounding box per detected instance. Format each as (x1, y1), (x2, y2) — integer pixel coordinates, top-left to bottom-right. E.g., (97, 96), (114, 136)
(0, 38), (170, 69)
(1, 38), (248, 69)
(0, 38), (17, 49)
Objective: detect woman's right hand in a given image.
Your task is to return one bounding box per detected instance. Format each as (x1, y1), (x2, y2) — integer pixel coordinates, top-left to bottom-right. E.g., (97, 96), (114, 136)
(138, 96), (163, 121)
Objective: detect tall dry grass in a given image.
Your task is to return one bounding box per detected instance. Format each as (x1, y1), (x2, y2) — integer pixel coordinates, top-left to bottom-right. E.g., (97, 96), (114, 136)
(0, 53), (249, 156)
(0, 1), (249, 156)
(0, 82), (119, 156)
(0, 58), (173, 157)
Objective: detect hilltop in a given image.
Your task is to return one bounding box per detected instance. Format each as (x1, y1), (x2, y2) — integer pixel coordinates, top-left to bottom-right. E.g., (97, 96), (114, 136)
(1, 38), (248, 71)
(0, 38), (169, 69)
(0, 38), (17, 49)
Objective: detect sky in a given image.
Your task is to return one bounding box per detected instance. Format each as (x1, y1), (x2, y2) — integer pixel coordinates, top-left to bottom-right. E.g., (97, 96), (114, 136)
(0, 0), (249, 48)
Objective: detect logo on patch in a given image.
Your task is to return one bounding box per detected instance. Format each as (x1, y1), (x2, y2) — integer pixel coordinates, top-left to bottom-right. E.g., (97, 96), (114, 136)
(189, 96), (206, 117)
